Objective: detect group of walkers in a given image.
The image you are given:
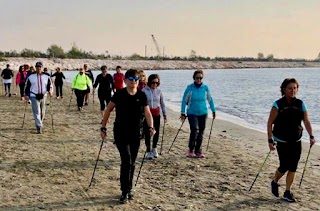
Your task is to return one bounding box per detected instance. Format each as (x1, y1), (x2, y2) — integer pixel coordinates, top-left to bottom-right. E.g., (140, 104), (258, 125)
(1, 62), (317, 204)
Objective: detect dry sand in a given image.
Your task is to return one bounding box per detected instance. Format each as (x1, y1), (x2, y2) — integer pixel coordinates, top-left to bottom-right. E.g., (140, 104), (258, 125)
(1, 84), (320, 211)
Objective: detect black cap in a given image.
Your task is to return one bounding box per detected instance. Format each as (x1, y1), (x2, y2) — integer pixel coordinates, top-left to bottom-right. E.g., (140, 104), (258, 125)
(35, 62), (43, 67)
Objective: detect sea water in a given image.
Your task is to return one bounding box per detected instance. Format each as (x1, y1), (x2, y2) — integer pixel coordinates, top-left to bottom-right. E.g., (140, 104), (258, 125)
(64, 68), (320, 142)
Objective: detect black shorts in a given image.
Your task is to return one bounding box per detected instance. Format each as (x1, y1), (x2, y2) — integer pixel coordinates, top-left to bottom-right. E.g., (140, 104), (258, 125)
(85, 87), (90, 94)
(276, 141), (302, 173)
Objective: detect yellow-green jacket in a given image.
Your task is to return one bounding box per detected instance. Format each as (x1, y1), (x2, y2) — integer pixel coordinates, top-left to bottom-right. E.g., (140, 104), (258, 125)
(72, 74), (92, 90)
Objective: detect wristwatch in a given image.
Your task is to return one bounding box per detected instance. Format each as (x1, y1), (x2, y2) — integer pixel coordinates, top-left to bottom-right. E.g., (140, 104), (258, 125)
(268, 139), (274, 144)
(310, 135), (315, 140)
(149, 126), (154, 131)
(100, 127), (107, 133)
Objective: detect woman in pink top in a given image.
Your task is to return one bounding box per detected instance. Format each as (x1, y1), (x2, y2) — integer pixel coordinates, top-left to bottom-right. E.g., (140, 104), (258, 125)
(16, 65), (28, 100)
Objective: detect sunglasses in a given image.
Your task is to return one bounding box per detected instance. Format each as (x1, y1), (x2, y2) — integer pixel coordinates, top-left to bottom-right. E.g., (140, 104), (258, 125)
(151, 81), (159, 85)
(195, 77), (203, 80)
(128, 76), (139, 81)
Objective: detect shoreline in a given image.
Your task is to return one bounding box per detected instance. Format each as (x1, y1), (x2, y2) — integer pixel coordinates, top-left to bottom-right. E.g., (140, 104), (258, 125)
(2, 57), (320, 71)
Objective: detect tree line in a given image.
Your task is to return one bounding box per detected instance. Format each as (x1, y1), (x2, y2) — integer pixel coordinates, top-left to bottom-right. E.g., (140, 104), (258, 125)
(0, 44), (319, 62)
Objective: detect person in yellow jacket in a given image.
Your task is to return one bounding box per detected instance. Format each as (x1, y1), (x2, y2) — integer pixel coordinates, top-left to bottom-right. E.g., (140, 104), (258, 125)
(72, 68), (92, 111)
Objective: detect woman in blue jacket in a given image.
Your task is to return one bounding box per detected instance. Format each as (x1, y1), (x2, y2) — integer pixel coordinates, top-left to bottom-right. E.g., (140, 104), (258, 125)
(180, 69), (216, 158)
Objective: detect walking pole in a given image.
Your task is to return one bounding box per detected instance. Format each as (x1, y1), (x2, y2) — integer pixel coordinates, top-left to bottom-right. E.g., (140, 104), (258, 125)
(159, 120), (166, 155)
(67, 89), (73, 110)
(86, 138), (105, 191)
(135, 149), (147, 187)
(167, 118), (186, 153)
(21, 100), (28, 128)
(299, 144), (313, 188)
(206, 118), (214, 151)
(49, 96), (54, 133)
(248, 150), (272, 192)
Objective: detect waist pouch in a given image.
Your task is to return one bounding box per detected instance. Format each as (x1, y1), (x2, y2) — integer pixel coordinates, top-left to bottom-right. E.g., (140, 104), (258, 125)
(150, 107), (160, 116)
(35, 94), (44, 100)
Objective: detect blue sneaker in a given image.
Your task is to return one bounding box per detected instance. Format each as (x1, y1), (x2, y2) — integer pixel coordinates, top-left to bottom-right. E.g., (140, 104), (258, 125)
(283, 190), (296, 202)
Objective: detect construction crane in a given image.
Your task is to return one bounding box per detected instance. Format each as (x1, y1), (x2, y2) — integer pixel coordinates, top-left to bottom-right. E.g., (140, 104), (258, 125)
(151, 34), (161, 57)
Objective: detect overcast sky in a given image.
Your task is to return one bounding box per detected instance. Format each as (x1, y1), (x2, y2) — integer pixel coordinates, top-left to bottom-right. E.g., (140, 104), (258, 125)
(1, 0), (320, 59)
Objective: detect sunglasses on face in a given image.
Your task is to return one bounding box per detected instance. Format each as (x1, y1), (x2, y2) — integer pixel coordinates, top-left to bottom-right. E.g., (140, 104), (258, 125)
(128, 76), (139, 81)
(151, 81), (159, 85)
(195, 77), (203, 80)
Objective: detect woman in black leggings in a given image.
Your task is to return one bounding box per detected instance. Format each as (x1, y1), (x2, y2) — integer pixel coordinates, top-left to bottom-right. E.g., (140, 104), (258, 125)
(51, 67), (65, 99)
(267, 78), (316, 202)
(93, 65), (114, 121)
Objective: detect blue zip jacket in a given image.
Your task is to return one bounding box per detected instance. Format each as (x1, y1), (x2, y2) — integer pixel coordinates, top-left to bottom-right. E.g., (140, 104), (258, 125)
(181, 83), (216, 116)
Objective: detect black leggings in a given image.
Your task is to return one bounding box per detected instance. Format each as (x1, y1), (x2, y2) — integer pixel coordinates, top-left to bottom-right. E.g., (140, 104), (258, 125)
(114, 129), (140, 194)
(55, 83), (63, 97)
(143, 115), (161, 152)
(276, 141), (302, 173)
(74, 89), (86, 107)
(98, 93), (111, 111)
(19, 83), (25, 97)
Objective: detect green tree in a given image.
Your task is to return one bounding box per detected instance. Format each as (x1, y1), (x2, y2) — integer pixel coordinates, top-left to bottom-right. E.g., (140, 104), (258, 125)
(189, 50), (197, 60)
(257, 52), (264, 60)
(47, 44), (66, 58)
(267, 54), (274, 61)
(67, 43), (84, 59)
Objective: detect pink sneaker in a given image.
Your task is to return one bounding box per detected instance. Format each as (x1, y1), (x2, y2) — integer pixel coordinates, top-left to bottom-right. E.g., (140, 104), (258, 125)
(187, 151), (195, 158)
(196, 153), (204, 158)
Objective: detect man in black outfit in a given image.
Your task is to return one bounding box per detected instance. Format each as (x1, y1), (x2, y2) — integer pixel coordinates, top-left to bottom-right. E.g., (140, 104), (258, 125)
(93, 65), (114, 120)
(1, 64), (14, 96)
(84, 64), (94, 106)
(100, 69), (155, 204)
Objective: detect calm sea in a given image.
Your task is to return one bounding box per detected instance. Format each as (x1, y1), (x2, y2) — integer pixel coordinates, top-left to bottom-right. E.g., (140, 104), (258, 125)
(64, 68), (320, 141)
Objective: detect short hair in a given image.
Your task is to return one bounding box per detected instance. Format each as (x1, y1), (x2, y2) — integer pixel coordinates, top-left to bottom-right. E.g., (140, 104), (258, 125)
(6, 64), (10, 68)
(116, 66), (121, 69)
(56, 67), (60, 71)
(101, 65), (107, 71)
(23, 64), (30, 70)
(125, 69), (139, 79)
(147, 74), (160, 86)
(193, 69), (204, 80)
(280, 78), (299, 96)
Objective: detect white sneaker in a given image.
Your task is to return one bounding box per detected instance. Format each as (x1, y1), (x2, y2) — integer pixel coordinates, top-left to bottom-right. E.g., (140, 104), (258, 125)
(152, 148), (159, 158)
(146, 151), (153, 160)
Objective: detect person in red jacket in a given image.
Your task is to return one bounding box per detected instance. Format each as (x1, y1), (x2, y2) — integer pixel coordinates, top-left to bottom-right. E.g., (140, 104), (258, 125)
(16, 65), (28, 100)
(113, 66), (125, 92)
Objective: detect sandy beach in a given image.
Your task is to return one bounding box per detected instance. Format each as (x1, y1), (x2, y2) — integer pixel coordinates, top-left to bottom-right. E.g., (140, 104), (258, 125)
(1, 84), (320, 211)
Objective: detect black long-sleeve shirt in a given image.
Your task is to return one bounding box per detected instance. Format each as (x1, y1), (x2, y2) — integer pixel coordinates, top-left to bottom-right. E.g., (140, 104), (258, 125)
(93, 73), (114, 96)
(51, 72), (66, 85)
(85, 70), (94, 83)
(1, 68), (14, 79)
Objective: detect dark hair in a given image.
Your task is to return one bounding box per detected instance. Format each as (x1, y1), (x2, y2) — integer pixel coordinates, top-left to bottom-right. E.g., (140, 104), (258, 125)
(6, 64), (10, 68)
(116, 66), (121, 69)
(125, 69), (139, 79)
(19, 65), (24, 72)
(23, 64), (29, 70)
(193, 69), (204, 80)
(280, 78), (299, 96)
(101, 65), (107, 71)
(147, 74), (160, 86)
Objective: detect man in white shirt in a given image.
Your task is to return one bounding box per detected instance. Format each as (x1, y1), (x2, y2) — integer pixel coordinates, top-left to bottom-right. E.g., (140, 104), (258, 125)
(24, 62), (53, 134)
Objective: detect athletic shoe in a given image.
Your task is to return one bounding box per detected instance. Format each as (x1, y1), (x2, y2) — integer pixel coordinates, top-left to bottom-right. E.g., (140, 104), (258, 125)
(84, 102), (88, 106)
(9, 93), (11, 97)
(283, 190), (296, 202)
(146, 152), (154, 160)
(36, 126), (42, 134)
(119, 193), (128, 204)
(28, 100), (31, 104)
(56, 96), (60, 99)
(152, 148), (159, 158)
(196, 153), (204, 158)
(187, 151), (195, 158)
(78, 107), (83, 111)
(5, 93), (7, 96)
(61, 96), (63, 99)
(271, 180), (279, 197)
(128, 190), (134, 200)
